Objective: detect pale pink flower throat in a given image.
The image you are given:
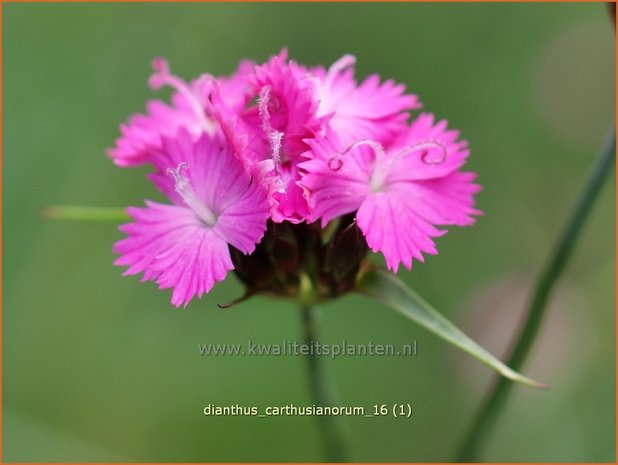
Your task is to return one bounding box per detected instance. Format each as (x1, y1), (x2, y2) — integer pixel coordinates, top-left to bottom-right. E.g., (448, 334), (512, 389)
(166, 162), (217, 227)
(327, 139), (448, 191)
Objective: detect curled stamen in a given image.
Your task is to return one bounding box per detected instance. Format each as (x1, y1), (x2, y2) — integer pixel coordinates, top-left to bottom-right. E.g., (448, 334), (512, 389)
(148, 57), (216, 134)
(166, 161), (190, 191)
(327, 158), (343, 171)
(166, 162), (217, 226)
(327, 139), (386, 173)
(268, 131), (284, 167)
(258, 86), (285, 189)
(393, 141), (448, 165)
(369, 140), (448, 192)
(344, 139), (386, 158)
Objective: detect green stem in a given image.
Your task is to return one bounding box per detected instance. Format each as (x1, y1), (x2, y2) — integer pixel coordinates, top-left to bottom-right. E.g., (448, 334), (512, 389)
(456, 124), (615, 461)
(42, 206), (130, 222)
(300, 304), (347, 462)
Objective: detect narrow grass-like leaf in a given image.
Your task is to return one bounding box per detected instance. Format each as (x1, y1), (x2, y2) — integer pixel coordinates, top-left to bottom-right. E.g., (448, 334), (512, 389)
(456, 123), (615, 461)
(356, 267), (547, 388)
(42, 206), (130, 222)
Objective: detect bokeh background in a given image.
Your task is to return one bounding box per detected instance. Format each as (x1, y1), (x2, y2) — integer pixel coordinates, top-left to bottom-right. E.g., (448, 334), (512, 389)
(4, 3), (615, 462)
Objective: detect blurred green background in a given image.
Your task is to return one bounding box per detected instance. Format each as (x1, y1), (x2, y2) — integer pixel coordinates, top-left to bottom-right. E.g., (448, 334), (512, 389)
(4, 3), (615, 462)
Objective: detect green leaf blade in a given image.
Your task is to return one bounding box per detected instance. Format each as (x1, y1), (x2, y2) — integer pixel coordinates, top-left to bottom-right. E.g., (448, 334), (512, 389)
(42, 206), (130, 222)
(356, 267), (548, 389)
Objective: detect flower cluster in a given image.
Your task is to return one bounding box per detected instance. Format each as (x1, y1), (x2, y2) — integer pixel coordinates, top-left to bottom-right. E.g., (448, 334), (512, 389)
(110, 50), (481, 307)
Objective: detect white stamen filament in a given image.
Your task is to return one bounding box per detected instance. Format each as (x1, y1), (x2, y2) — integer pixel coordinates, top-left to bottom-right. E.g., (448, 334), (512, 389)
(326, 139), (387, 190)
(327, 139), (386, 172)
(167, 162), (217, 227)
(393, 141), (448, 165)
(326, 54), (356, 89)
(327, 139), (447, 192)
(149, 58), (216, 135)
(258, 86), (286, 192)
(371, 140), (447, 191)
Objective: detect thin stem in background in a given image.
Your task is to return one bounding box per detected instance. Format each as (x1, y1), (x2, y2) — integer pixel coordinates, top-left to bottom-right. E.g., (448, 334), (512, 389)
(301, 304), (347, 462)
(456, 124), (616, 461)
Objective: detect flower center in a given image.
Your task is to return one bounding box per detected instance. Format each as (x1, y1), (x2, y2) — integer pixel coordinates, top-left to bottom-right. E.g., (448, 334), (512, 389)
(166, 162), (217, 227)
(327, 139), (448, 192)
(149, 58), (217, 135)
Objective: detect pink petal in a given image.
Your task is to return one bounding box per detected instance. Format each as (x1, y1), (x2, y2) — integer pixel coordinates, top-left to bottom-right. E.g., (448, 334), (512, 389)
(268, 162), (312, 224)
(107, 94), (205, 168)
(216, 59), (256, 113)
(300, 135), (372, 226)
(250, 52), (323, 159)
(113, 201), (234, 307)
(356, 192), (446, 272)
(148, 130), (270, 251)
(314, 55), (421, 147)
(387, 171), (482, 226)
(214, 173), (271, 253)
(385, 113), (470, 182)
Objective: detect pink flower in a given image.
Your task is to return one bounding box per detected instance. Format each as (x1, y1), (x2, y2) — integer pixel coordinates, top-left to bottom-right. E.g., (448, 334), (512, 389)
(109, 51), (482, 305)
(113, 130), (270, 307)
(300, 113), (481, 272)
